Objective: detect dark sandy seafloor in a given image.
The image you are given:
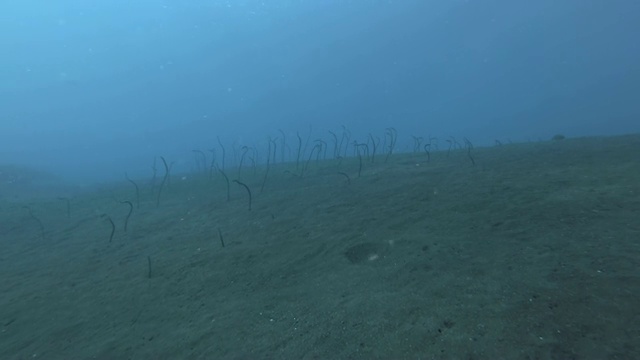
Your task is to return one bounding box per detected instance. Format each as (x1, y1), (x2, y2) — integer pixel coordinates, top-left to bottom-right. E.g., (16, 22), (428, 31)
(1, 134), (639, 359)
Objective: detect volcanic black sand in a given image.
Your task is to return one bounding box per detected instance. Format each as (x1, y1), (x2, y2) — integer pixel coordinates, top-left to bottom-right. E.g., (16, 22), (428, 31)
(1, 134), (639, 359)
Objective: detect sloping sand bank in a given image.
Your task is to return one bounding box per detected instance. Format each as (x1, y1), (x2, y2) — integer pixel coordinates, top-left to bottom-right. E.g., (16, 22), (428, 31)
(1, 135), (639, 359)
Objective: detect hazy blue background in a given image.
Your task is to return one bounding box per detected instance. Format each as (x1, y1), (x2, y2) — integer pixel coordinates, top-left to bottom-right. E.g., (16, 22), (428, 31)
(1, 0), (639, 183)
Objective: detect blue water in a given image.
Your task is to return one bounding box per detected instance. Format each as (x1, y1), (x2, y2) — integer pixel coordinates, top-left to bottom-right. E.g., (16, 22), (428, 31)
(1, 0), (638, 182)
